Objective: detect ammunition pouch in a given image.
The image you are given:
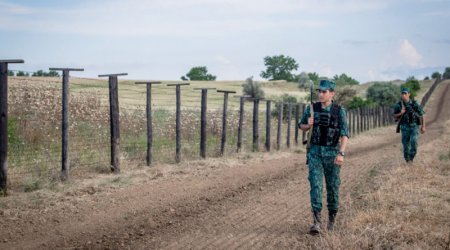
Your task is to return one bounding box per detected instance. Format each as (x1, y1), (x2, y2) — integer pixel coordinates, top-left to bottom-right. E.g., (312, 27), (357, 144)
(311, 103), (341, 147)
(317, 113), (331, 127)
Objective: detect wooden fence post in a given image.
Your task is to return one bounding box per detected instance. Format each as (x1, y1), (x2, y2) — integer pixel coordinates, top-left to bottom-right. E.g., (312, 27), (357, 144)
(364, 106), (368, 132)
(236, 96), (249, 152)
(49, 67), (84, 180)
(286, 103), (292, 148)
(167, 83), (190, 163)
(217, 90), (236, 156)
(301, 104), (306, 144)
(0, 59), (24, 194)
(356, 107), (362, 134)
(193, 88), (216, 158)
(265, 100), (272, 151)
(277, 102), (282, 150)
(135, 81), (161, 166)
(252, 98), (260, 152)
(347, 109), (352, 138)
(99, 73), (127, 173)
(352, 109), (356, 136)
(294, 103), (300, 145)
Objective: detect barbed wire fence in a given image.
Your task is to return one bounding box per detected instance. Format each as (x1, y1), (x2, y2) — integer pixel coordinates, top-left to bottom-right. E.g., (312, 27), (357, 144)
(1, 66), (412, 193)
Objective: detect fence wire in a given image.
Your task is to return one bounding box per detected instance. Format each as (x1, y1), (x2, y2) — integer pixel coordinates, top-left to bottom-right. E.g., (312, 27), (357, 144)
(5, 76), (412, 190)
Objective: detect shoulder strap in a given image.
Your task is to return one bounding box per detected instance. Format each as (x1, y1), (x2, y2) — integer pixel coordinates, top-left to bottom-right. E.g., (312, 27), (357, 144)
(329, 103), (340, 127)
(331, 103), (340, 117)
(313, 102), (321, 113)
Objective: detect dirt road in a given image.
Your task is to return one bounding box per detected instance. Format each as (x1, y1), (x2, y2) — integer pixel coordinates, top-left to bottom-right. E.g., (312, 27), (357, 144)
(1, 81), (449, 249)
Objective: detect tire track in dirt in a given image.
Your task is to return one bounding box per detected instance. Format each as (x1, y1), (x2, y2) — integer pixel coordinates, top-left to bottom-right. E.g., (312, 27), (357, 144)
(132, 81), (450, 249)
(141, 141), (398, 249)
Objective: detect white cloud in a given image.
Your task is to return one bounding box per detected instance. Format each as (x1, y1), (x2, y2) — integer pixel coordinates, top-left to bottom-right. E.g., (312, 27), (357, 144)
(0, 0), (384, 37)
(367, 69), (400, 81)
(398, 39), (422, 67)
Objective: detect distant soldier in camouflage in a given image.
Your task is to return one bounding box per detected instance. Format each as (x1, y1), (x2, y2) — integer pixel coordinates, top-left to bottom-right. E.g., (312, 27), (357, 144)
(299, 79), (349, 234)
(393, 87), (426, 164)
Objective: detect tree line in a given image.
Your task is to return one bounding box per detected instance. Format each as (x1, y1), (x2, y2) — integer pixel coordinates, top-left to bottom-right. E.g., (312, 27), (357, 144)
(7, 69), (60, 77)
(181, 55), (449, 113)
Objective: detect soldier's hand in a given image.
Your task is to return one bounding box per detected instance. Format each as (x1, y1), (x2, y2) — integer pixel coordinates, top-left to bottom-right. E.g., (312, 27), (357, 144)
(420, 126), (426, 134)
(335, 155), (344, 166)
(400, 108), (406, 115)
(308, 117), (314, 127)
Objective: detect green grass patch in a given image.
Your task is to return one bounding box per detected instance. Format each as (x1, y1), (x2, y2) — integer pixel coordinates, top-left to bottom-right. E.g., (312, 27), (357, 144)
(22, 177), (43, 192)
(439, 150), (450, 162)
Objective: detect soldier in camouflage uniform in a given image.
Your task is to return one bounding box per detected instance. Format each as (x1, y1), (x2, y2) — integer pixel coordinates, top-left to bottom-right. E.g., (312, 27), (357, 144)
(393, 87), (426, 164)
(299, 79), (349, 234)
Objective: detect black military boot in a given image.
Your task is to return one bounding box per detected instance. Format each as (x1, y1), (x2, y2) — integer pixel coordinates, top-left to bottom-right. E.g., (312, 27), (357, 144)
(309, 211), (322, 235)
(327, 210), (337, 231)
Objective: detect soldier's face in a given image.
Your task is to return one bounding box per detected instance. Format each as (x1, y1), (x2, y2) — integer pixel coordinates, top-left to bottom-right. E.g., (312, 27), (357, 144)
(318, 89), (334, 103)
(401, 92), (410, 102)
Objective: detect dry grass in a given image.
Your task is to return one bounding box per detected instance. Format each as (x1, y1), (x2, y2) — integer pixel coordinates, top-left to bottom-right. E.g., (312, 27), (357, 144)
(310, 120), (450, 249)
(5, 76), (435, 193)
(6, 77), (304, 191)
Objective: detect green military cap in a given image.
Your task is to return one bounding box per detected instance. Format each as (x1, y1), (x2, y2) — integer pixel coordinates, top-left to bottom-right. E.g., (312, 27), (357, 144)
(401, 87), (410, 93)
(317, 79), (336, 91)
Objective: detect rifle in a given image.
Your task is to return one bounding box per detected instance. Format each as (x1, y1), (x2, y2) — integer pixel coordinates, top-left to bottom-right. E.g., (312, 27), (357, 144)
(395, 100), (405, 133)
(305, 82), (314, 163)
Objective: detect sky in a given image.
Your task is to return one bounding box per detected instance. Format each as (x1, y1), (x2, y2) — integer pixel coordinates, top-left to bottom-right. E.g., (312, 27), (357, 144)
(1, 0), (449, 83)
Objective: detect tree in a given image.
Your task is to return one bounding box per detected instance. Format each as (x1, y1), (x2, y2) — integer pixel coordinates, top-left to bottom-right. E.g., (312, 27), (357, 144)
(260, 55), (299, 82)
(431, 71), (441, 79)
(297, 72), (313, 90)
(32, 70), (60, 77)
(366, 82), (399, 107)
(32, 70), (44, 77)
(48, 70), (59, 77)
(401, 76), (420, 99)
(181, 66), (216, 81)
(308, 72), (319, 84)
(272, 94), (298, 120)
(7, 70), (14, 76)
(424, 76), (430, 80)
(335, 87), (357, 106)
(242, 76), (264, 99)
(16, 71), (29, 77)
(333, 73), (359, 86)
(443, 67), (450, 80)
(346, 96), (374, 110)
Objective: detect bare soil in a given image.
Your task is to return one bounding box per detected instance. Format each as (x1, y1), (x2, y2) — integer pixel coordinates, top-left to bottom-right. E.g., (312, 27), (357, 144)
(1, 81), (449, 250)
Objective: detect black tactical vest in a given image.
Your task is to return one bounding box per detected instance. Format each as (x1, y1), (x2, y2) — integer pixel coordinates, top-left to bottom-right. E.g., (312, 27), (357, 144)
(311, 102), (341, 147)
(398, 100), (422, 126)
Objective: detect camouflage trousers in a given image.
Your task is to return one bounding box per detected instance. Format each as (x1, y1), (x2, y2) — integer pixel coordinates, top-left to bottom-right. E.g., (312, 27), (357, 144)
(307, 153), (341, 212)
(400, 124), (419, 162)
